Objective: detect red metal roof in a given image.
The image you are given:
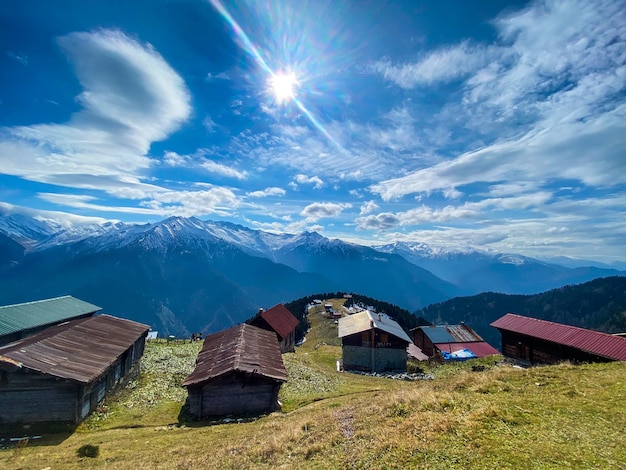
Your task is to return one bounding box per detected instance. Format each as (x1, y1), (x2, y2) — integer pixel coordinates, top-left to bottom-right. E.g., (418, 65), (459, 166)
(183, 323), (287, 387)
(434, 341), (500, 358)
(253, 304), (299, 339)
(490, 313), (626, 361)
(0, 314), (150, 383)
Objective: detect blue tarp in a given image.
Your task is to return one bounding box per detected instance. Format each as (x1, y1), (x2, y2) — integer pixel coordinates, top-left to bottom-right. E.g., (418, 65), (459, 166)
(441, 348), (477, 361)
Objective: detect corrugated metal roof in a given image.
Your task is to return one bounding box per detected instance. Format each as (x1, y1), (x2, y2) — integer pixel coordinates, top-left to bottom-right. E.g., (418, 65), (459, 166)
(434, 341), (500, 358)
(0, 296), (102, 337)
(254, 304), (299, 339)
(490, 313), (626, 361)
(415, 324), (484, 344)
(0, 314), (150, 383)
(338, 310), (412, 344)
(183, 324), (287, 387)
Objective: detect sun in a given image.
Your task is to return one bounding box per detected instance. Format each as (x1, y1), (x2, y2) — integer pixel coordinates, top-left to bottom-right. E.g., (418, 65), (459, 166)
(270, 71), (298, 104)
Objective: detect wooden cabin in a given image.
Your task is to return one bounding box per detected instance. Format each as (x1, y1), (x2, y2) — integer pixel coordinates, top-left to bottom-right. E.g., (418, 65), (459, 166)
(412, 323), (500, 361)
(338, 311), (412, 372)
(248, 304), (299, 353)
(0, 296), (101, 347)
(183, 324), (287, 418)
(491, 313), (626, 364)
(0, 314), (149, 424)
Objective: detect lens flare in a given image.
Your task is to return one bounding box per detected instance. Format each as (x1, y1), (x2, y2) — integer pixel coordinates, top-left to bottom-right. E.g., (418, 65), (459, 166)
(270, 71), (298, 104)
(208, 0), (347, 152)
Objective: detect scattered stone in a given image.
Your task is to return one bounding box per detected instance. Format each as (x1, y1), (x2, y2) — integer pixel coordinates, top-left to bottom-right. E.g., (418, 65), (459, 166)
(347, 370), (434, 381)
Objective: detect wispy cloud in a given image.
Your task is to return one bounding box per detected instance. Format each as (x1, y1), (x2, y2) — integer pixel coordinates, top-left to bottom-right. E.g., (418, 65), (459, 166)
(371, 42), (499, 88)
(370, 0), (626, 201)
(39, 185), (240, 217)
(246, 187), (286, 198)
(200, 160), (248, 180)
(6, 51), (28, 66)
(0, 29), (191, 187)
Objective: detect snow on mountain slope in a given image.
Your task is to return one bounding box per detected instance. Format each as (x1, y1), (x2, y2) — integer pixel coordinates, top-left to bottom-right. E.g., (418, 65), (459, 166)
(0, 212), (62, 245)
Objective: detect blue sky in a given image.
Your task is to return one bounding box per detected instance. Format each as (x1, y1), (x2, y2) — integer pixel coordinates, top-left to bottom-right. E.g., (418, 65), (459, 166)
(1, 0), (625, 262)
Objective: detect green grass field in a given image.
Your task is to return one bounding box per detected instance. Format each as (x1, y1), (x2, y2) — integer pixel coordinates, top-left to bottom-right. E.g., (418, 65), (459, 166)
(2, 302), (625, 469)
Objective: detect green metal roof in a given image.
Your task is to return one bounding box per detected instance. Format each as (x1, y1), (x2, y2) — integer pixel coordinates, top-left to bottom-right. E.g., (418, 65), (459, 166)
(0, 296), (102, 337)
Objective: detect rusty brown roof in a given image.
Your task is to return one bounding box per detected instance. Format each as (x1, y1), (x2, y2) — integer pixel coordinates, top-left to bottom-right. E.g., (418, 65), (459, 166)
(491, 313), (626, 361)
(0, 314), (150, 383)
(183, 323), (287, 387)
(252, 304), (299, 339)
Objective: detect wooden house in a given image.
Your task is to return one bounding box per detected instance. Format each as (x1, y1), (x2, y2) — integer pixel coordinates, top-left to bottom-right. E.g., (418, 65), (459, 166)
(491, 313), (626, 364)
(338, 311), (412, 372)
(183, 323), (287, 418)
(412, 323), (500, 361)
(0, 296), (101, 346)
(249, 304), (299, 353)
(0, 314), (149, 424)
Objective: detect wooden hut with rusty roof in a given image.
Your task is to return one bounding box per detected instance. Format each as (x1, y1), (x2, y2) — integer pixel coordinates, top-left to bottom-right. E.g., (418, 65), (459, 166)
(0, 314), (149, 424)
(183, 323), (287, 418)
(249, 304), (299, 353)
(491, 313), (626, 364)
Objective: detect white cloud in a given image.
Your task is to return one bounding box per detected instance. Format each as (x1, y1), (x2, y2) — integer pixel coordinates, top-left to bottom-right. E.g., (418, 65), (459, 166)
(206, 71), (230, 81)
(368, 0), (626, 202)
(359, 200), (379, 215)
(163, 151), (188, 167)
(203, 116), (217, 133)
(371, 42), (499, 88)
(356, 191), (554, 230)
(294, 174), (324, 189)
(300, 202), (352, 222)
(354, 212), (400, 230)
(372, 103), (626, 200)
(0, 201), (113, 227)
(246, 187), (287, 198)
(0, 29), (191, 189)
(200, 160), (248, 180)
(39, 185), (241, 218)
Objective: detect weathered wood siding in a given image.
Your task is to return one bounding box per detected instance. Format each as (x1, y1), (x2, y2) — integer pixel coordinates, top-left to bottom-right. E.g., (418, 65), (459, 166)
(500, 331), (613, 364)
(280, 330), (296, 353)
(342, 345), (407, 372)
(412, 329), (435, 357)
(187, 372), (282, 418)
(342, 331), (408, 372)
(0, 336), (145, 423)
(0, 370), (79, 423)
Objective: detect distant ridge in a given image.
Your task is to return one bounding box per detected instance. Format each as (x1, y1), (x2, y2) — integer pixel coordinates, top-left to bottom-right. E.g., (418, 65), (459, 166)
(415, 276), (626, 349)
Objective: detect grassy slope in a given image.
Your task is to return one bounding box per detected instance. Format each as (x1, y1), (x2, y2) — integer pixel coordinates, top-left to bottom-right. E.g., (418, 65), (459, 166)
(2, 300), (625, 469)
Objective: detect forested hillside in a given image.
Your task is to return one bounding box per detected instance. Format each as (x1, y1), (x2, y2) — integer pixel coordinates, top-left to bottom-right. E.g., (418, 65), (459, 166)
(284, 291), (430, 343)
(415, 276), (626, 348)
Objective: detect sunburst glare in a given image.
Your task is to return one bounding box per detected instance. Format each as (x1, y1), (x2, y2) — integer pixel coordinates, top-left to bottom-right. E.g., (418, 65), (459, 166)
(270, 71), (298, 104)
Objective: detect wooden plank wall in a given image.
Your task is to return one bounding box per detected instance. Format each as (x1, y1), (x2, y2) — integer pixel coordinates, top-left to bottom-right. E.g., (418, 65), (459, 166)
(188, 373), (281, 417)
(0, 371), (78, 423)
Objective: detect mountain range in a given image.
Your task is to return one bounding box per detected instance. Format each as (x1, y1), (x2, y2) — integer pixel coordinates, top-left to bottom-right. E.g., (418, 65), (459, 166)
(0, 211), (623, 336)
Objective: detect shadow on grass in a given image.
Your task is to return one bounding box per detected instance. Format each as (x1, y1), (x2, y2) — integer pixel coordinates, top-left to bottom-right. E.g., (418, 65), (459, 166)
(176, 399), (268, 429)
(0, 422), (76, 448)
